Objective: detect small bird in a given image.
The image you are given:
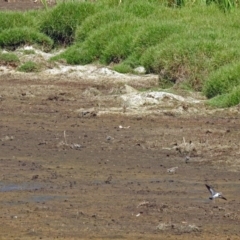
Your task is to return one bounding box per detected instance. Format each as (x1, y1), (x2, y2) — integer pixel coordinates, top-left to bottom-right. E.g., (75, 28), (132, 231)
(205, 184), (227, 201)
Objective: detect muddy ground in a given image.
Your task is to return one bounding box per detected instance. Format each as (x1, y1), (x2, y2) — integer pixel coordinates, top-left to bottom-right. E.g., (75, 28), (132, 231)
(1, 2), (240, 240)
(0, 0), (44, 11)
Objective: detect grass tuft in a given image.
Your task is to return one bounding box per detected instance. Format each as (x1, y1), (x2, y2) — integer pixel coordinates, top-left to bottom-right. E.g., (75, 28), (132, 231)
(113, 63), (133, 74)
(203, 62), (240, 98)
(75, 9), (134, 43)
(208, 86), (240, 107)
(0, 27), (53, 51)
(54, 18), (143, 65)
(51, 43), (94, 65)
(0, 11), (36, 32)
(0, 52), (20, 67)
(39, 2), (95, 45)
(133, 21), (182, 58)
(22, 49), (36, 55)
(122, 1), (157, 18)
(17, 61), (39, 72)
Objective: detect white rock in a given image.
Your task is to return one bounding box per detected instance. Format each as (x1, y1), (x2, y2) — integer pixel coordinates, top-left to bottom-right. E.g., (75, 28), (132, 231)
(134, 66), (146, 74)
(120, 91), (202, 108)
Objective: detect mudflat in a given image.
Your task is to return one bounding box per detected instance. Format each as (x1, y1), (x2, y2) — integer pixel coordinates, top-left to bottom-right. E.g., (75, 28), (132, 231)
(0, 0), (43, 11)
(0, 73), (240, 240)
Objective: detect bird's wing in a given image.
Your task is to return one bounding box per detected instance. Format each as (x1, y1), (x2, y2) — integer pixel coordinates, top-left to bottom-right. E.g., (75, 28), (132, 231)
(205, 184), (215, 195)
(221, 196), (227, 200)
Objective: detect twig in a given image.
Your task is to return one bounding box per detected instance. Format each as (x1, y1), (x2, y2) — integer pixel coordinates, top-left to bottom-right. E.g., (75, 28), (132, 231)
(64, 130), (67, 145)
(183, 137), (186, 146)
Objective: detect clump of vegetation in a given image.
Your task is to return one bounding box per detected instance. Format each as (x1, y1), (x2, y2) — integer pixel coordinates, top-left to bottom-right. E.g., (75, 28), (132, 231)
(208, 86), (240, 107)
(203, 62), (240, 98)
(39, 2), (95, 45)
(113, 63), (133, 74)
(100, 24), (139, 65)
(51, 42), (91, 64)
(133, 21), (182, 56)
(122, 0), (158, 18)
(54, 18), (143, 64)
(0, 11), (35, 32)
(206, 0), (236, 12)
(17, 61), (39, 72)
(23, 49), (35, 55)
(0, 27), (53, 51)
(75, 9), (134, 43)
(0, 52), (20, 67)
(141, 39), (221, 90)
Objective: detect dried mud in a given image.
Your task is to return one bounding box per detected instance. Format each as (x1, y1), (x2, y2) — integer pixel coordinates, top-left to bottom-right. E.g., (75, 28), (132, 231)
(0, 0), (43, 11)
(1, 2), (240, 240)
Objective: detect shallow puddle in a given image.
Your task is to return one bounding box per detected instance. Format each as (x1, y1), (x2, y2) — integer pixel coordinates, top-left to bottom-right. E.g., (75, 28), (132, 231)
(0, 182), (43, 192)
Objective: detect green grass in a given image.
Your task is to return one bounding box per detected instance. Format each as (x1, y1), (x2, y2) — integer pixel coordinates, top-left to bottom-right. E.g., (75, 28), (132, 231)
(208, 86), (240, 107)
(51, 42), (89, 64)
(39, 2), (95, 45)
(203, 62), (240, 98)
(0, 52), (20, 66)
(113, 63), (133, 74)
(140, 37), (240, 90)
(0, 27), (53, 51)
(75, 9), (135, 43)
(0, 11), (36, 32)
(17, 61), (39, 72)
(122, 1), (158, 18)
(22, 49), (35, 55)
(54, 18), (143, 64)
(1, 0), (240, 107)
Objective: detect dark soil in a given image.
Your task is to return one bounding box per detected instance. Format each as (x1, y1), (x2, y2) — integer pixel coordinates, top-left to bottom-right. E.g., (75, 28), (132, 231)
(0, 75), (240, 240)
(0, 0), (43, 11)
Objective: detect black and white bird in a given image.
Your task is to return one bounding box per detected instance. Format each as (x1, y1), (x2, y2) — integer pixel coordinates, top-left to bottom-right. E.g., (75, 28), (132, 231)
(205, 184), (227, 201)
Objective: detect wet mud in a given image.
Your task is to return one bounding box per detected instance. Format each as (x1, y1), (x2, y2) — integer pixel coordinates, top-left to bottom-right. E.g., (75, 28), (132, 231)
(0, 75), (240, 240)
